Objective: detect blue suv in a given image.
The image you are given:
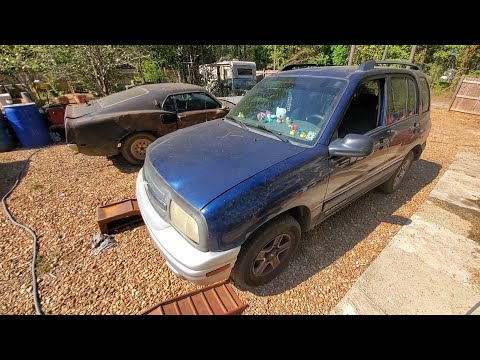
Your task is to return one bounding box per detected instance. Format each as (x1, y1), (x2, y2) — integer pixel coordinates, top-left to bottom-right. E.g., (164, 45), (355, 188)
(136, 60), (431, 288)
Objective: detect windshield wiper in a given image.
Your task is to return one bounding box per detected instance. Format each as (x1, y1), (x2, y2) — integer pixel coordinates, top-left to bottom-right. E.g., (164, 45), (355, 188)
(225, 115), (248, 131)
(253, 123), (291, 143)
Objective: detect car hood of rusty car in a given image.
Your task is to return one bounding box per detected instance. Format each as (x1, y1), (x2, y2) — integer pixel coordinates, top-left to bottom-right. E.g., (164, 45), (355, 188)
(146, 119), (307, 210)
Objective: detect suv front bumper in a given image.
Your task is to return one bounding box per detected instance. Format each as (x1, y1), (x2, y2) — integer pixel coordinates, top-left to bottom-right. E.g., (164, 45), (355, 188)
(136, 169), (241, 285)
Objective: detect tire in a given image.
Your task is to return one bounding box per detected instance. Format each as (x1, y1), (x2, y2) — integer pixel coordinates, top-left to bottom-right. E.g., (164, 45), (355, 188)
(120, 132), (157, 165)
(378, 151), (415, 194)
(231, 214), (301, 289)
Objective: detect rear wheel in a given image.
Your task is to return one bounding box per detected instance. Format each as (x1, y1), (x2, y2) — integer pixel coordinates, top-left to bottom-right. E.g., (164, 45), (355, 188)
(231, 214), (301, 289)
(379, 151), (415, 193)
(120, 132), (157, 165)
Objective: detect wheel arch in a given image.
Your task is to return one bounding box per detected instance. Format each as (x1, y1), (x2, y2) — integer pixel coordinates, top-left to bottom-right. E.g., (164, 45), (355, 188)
(118, 130), (157, 146)
(410, 144), (424, 160)
(243, 205), (312, 246)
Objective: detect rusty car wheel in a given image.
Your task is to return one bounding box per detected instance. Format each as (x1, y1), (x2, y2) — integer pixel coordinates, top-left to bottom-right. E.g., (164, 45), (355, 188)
(120, 132), (157, 165)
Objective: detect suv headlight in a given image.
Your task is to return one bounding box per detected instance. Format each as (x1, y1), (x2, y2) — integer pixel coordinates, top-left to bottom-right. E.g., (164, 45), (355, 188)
(169, 200), (199, 244)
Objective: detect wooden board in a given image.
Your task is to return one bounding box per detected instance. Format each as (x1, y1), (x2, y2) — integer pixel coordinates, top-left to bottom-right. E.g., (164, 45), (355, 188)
(139, 281), (247, 315)
(449, 77), (480, 116)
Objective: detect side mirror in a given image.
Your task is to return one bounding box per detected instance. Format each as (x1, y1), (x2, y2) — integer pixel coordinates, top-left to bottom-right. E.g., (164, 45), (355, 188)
(329, 133), (374, 158)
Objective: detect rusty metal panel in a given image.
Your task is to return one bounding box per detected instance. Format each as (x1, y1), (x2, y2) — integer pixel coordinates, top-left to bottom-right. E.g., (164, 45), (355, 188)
(97, 198), (143, 234)
(140, 281), (247, 315)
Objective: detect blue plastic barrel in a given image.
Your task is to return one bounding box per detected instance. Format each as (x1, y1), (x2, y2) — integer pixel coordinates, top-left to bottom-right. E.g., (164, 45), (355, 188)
(0, 112), (16, 152)
(3, 103), (50, 148)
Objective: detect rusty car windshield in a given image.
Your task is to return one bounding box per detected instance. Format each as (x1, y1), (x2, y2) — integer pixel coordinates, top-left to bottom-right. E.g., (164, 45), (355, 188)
(98, 86), (149, 108)
(227, 76), (348, 145)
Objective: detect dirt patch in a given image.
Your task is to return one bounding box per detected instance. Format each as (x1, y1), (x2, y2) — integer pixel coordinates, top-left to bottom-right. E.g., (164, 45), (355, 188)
(428, 197), (480, 243)
(431, 93), (453, 110)
(1, 108), (480, 314)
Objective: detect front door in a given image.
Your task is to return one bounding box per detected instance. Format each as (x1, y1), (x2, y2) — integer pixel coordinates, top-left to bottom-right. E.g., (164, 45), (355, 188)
(174, 93), (207, 129)
(323, 77), (392, 213)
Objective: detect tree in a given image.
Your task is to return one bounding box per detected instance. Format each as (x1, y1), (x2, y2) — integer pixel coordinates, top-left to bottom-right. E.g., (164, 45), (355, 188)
(331, 45), (350, 65)
(0, 45), (45, 100)
(69, 45), (146, 96)
(457, 45), (480, 76)
(36, 45), (76, 93)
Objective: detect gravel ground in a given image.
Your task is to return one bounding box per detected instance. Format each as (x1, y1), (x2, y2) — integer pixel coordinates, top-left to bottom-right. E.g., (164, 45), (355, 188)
(1, 105), (479, 315)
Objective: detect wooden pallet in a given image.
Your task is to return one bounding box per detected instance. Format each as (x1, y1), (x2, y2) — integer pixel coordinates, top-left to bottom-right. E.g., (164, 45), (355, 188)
(139, 281), (247, 315)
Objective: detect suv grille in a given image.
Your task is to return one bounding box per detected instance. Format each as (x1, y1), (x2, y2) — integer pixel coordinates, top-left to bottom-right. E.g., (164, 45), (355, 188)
(143, 160), (169, 222)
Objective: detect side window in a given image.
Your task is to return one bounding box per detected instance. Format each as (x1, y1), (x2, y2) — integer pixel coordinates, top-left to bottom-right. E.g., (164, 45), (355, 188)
(163, 96), (176, 112)
(174, 94), (189, 112)
(188, 93), (220, 110)
(186, 93), (207, 111)
(388, 77), (408, 124)
(419, 78), (430, 113)
(201, 93), (221, 109)
(407, 78), (417, 116)
(388, 76), (418, 125)
(337, 79), (383, 139)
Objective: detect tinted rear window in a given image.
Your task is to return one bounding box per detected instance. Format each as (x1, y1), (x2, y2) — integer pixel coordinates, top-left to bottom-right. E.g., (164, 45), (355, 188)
(419, 78), (430, 113)
(388, 76), (417, 124)
(98, 86), (148, 108)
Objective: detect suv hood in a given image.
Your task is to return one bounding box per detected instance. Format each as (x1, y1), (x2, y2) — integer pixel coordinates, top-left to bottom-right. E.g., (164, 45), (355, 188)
(147, 119), (306, 210)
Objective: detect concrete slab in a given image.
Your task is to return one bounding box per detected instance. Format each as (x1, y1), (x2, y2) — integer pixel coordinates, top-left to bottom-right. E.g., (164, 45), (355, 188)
(429, 152), (480, 213)
(333, 245), (479, 315)
(333, 152), (480, 315)
(394, 213), (480, 288)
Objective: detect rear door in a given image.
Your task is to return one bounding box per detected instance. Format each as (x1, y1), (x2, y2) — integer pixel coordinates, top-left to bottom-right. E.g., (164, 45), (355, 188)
(383, 75), (420, 166)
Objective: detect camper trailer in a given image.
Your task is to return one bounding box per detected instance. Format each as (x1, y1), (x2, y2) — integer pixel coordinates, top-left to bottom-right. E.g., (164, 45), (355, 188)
(200, 60), (257, 97)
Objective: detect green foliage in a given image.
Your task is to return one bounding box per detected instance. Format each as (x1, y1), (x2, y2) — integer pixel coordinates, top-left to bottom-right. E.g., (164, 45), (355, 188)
(35, 255), (51, 276)
(31, 182), (44, 191)
(331, 45), (349, 65)
(1, 45), (478, 98)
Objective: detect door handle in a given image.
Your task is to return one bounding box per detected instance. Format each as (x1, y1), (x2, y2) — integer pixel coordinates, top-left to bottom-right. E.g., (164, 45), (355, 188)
(410, 122), (420, 133)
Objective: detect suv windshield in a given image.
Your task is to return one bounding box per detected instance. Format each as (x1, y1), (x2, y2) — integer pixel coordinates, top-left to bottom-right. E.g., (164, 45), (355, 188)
(227, 76), (347, 144)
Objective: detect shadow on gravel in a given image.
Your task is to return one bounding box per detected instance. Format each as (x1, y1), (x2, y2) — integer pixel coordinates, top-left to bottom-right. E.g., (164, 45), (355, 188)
(0, 160), (31, 199)
(246, 159), (442, 296)
(107, 154), (142, 174)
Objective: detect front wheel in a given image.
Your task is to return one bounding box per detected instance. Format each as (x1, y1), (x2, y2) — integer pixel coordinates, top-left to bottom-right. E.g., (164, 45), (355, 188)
(120, 132), (157, 165)
(378, 151), (415, 193)
(231, 214), (301, 289)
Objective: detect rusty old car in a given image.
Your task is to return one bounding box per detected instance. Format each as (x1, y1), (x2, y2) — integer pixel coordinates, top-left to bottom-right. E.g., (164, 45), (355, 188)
(65, 83), (231, 164)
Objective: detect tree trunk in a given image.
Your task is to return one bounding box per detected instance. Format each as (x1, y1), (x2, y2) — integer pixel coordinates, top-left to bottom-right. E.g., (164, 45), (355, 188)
(348, 45), (356, 65)
(409, 45), (417, 63)
(382, 45), (389, 60)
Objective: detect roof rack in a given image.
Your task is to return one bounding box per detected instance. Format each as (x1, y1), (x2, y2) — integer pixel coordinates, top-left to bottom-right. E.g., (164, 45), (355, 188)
(281, 63), (318, 71)
(358, 60), (422, 71)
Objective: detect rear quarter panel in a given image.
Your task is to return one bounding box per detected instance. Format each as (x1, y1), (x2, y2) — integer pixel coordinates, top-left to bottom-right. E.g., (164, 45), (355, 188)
(69, 110), (174, 156)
